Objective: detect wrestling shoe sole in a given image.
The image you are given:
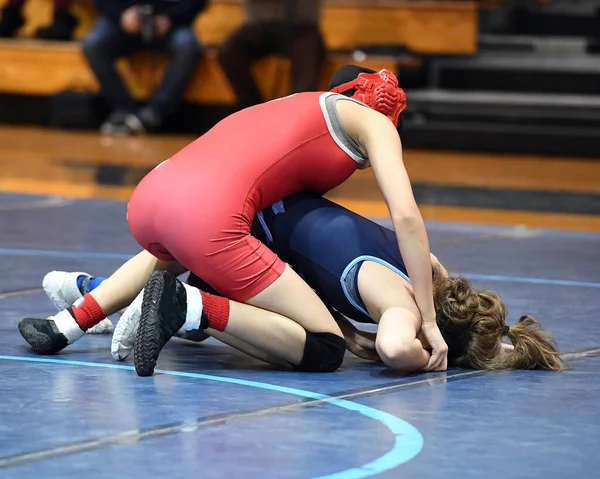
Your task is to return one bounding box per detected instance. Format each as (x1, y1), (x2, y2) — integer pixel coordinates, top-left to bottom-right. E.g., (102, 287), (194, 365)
(18, 318), (69, 355)
(134, 271), (186, 377)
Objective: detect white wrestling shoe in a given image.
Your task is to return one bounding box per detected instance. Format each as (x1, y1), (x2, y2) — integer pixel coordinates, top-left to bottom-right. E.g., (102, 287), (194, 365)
(111, 282), (208, 361)
(85, 318), (114, 335)
(111, 290), (143, 360)
(43, 271), (114, 335)
(43, 271), (86, 310)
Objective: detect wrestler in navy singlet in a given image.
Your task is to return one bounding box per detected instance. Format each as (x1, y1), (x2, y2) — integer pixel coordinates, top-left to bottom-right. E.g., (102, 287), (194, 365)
(190, 192), (409, 323)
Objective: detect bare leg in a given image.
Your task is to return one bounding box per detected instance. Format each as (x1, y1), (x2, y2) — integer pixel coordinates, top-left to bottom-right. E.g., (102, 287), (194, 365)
(215, 265), (343, 365)
(134, 265), (346, 375)
(89, 250), (185, 315)
(18, 250), (185, 354)
(247, 265), (343, 334)
(113, 286), (311, 366)
(208, 329), (292, 368)
(213, 301), (307, 365)
(192, 265), (343, 366)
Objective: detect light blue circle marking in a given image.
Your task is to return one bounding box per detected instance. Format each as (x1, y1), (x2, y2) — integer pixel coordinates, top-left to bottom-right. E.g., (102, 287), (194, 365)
(0, 355), (423, 479)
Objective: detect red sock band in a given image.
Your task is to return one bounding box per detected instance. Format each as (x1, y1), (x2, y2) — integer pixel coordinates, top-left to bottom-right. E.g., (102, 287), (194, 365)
(71, 294), (106, 331)
(200, 291), (230, 332)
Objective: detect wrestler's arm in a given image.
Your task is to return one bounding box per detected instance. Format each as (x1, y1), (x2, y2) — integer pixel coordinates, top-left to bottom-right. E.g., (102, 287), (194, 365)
(357, 260), (430, 372)
(334, 253), (447, 369)
(337, 100), (447, 371)
(333, 307), (429, 371)
(377, 308), (430, 372)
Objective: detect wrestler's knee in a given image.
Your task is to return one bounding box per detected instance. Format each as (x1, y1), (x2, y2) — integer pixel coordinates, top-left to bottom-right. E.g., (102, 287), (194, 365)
(294, 331), (346, 372)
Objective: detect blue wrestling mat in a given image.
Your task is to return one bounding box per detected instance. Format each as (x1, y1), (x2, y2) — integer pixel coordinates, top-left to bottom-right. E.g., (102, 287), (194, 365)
(1, 192), (599, 479)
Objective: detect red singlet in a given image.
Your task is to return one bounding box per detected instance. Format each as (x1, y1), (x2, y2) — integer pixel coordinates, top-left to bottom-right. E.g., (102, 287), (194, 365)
(127, 92), (368, 301)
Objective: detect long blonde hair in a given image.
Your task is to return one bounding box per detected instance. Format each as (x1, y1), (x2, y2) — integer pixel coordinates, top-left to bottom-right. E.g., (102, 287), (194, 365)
(432, 271), (565, 371)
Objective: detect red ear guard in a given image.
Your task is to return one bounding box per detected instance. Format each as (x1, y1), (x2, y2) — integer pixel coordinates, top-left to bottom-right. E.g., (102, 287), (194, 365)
(330, 69), (407, 127)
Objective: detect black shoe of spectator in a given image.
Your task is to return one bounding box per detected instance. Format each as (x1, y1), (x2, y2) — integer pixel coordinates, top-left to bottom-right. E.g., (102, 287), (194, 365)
(100, 110), (133, 136)
(125, 107), (163, 134)
(0, 4), (24, 38)
(35, 10), (78, 41)
(587, 39), (600, 54)
(587, 6), (600, 54)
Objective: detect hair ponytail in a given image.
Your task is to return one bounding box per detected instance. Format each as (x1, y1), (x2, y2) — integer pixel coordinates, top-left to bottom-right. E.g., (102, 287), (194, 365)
(432, 268), (565, 371)
(502, 316), (566, 371)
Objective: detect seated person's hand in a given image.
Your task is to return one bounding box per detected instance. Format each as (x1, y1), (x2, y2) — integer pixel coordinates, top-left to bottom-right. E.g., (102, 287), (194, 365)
(154, 14), (172, 37)
(121, 5), (142, 35)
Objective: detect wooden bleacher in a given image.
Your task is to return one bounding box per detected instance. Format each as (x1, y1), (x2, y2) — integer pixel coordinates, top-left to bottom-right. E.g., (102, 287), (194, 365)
(196, 0), (479, 54)
(0, 40), (415, 104)
(0, 0), (478, 105)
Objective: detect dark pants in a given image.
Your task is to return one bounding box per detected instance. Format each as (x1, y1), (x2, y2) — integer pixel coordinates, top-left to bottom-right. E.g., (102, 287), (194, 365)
(7, 0), (70, 8)
(218, 22), (325, 109)
(81, 17), (202, 117)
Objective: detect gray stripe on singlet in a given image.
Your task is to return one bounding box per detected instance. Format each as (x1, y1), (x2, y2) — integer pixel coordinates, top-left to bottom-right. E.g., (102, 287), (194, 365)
(318, 92), (369, 165)
(340, 255), (412, 319)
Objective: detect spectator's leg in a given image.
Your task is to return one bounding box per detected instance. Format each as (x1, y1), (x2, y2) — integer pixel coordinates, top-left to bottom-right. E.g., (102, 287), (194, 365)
(217, 24), (277, 109)
(35, 0), (78, 41)
(587, 5), (600, 54)
(287, 26), (325, 93)
(128, 26), (201, 133)
(0, 0), (25, 38)
(81, 18), (141, 133)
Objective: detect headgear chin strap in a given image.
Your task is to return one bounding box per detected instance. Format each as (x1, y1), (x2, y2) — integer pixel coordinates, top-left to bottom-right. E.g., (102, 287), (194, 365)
(330, 69), (407, 127)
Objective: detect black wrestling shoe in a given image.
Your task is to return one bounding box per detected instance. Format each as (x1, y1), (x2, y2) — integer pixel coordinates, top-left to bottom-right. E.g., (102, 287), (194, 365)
(18, 317), (69, 355)
(134, 271), (187, 376)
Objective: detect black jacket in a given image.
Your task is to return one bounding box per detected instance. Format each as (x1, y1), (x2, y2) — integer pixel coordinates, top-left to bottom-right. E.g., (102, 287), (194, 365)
(93, 0), (208, 27)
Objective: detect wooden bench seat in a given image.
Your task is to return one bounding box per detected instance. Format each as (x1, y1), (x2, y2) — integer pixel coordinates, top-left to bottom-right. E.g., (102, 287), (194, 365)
(0, 39), (413, 104)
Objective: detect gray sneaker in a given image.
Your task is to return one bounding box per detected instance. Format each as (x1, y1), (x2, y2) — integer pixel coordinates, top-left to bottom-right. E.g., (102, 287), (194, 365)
(100, 110), (133, 136)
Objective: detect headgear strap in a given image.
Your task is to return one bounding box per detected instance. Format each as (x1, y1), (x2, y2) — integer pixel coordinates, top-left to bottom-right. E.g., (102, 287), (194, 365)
(330, 69), (407, 127)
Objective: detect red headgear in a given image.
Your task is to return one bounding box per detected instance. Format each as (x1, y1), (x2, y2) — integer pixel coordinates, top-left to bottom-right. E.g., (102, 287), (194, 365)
(329, 69), (406, 127)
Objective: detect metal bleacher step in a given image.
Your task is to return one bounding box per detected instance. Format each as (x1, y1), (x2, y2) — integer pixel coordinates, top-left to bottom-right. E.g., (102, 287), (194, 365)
(404, 89), (600, 122)
(479, 34), (589, 54)
(429, 51), (600, 95)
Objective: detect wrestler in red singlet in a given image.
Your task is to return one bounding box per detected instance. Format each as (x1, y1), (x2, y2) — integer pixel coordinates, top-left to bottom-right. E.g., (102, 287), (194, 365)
(18, 66), (420, 374)
(127, 91), (370, 301)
